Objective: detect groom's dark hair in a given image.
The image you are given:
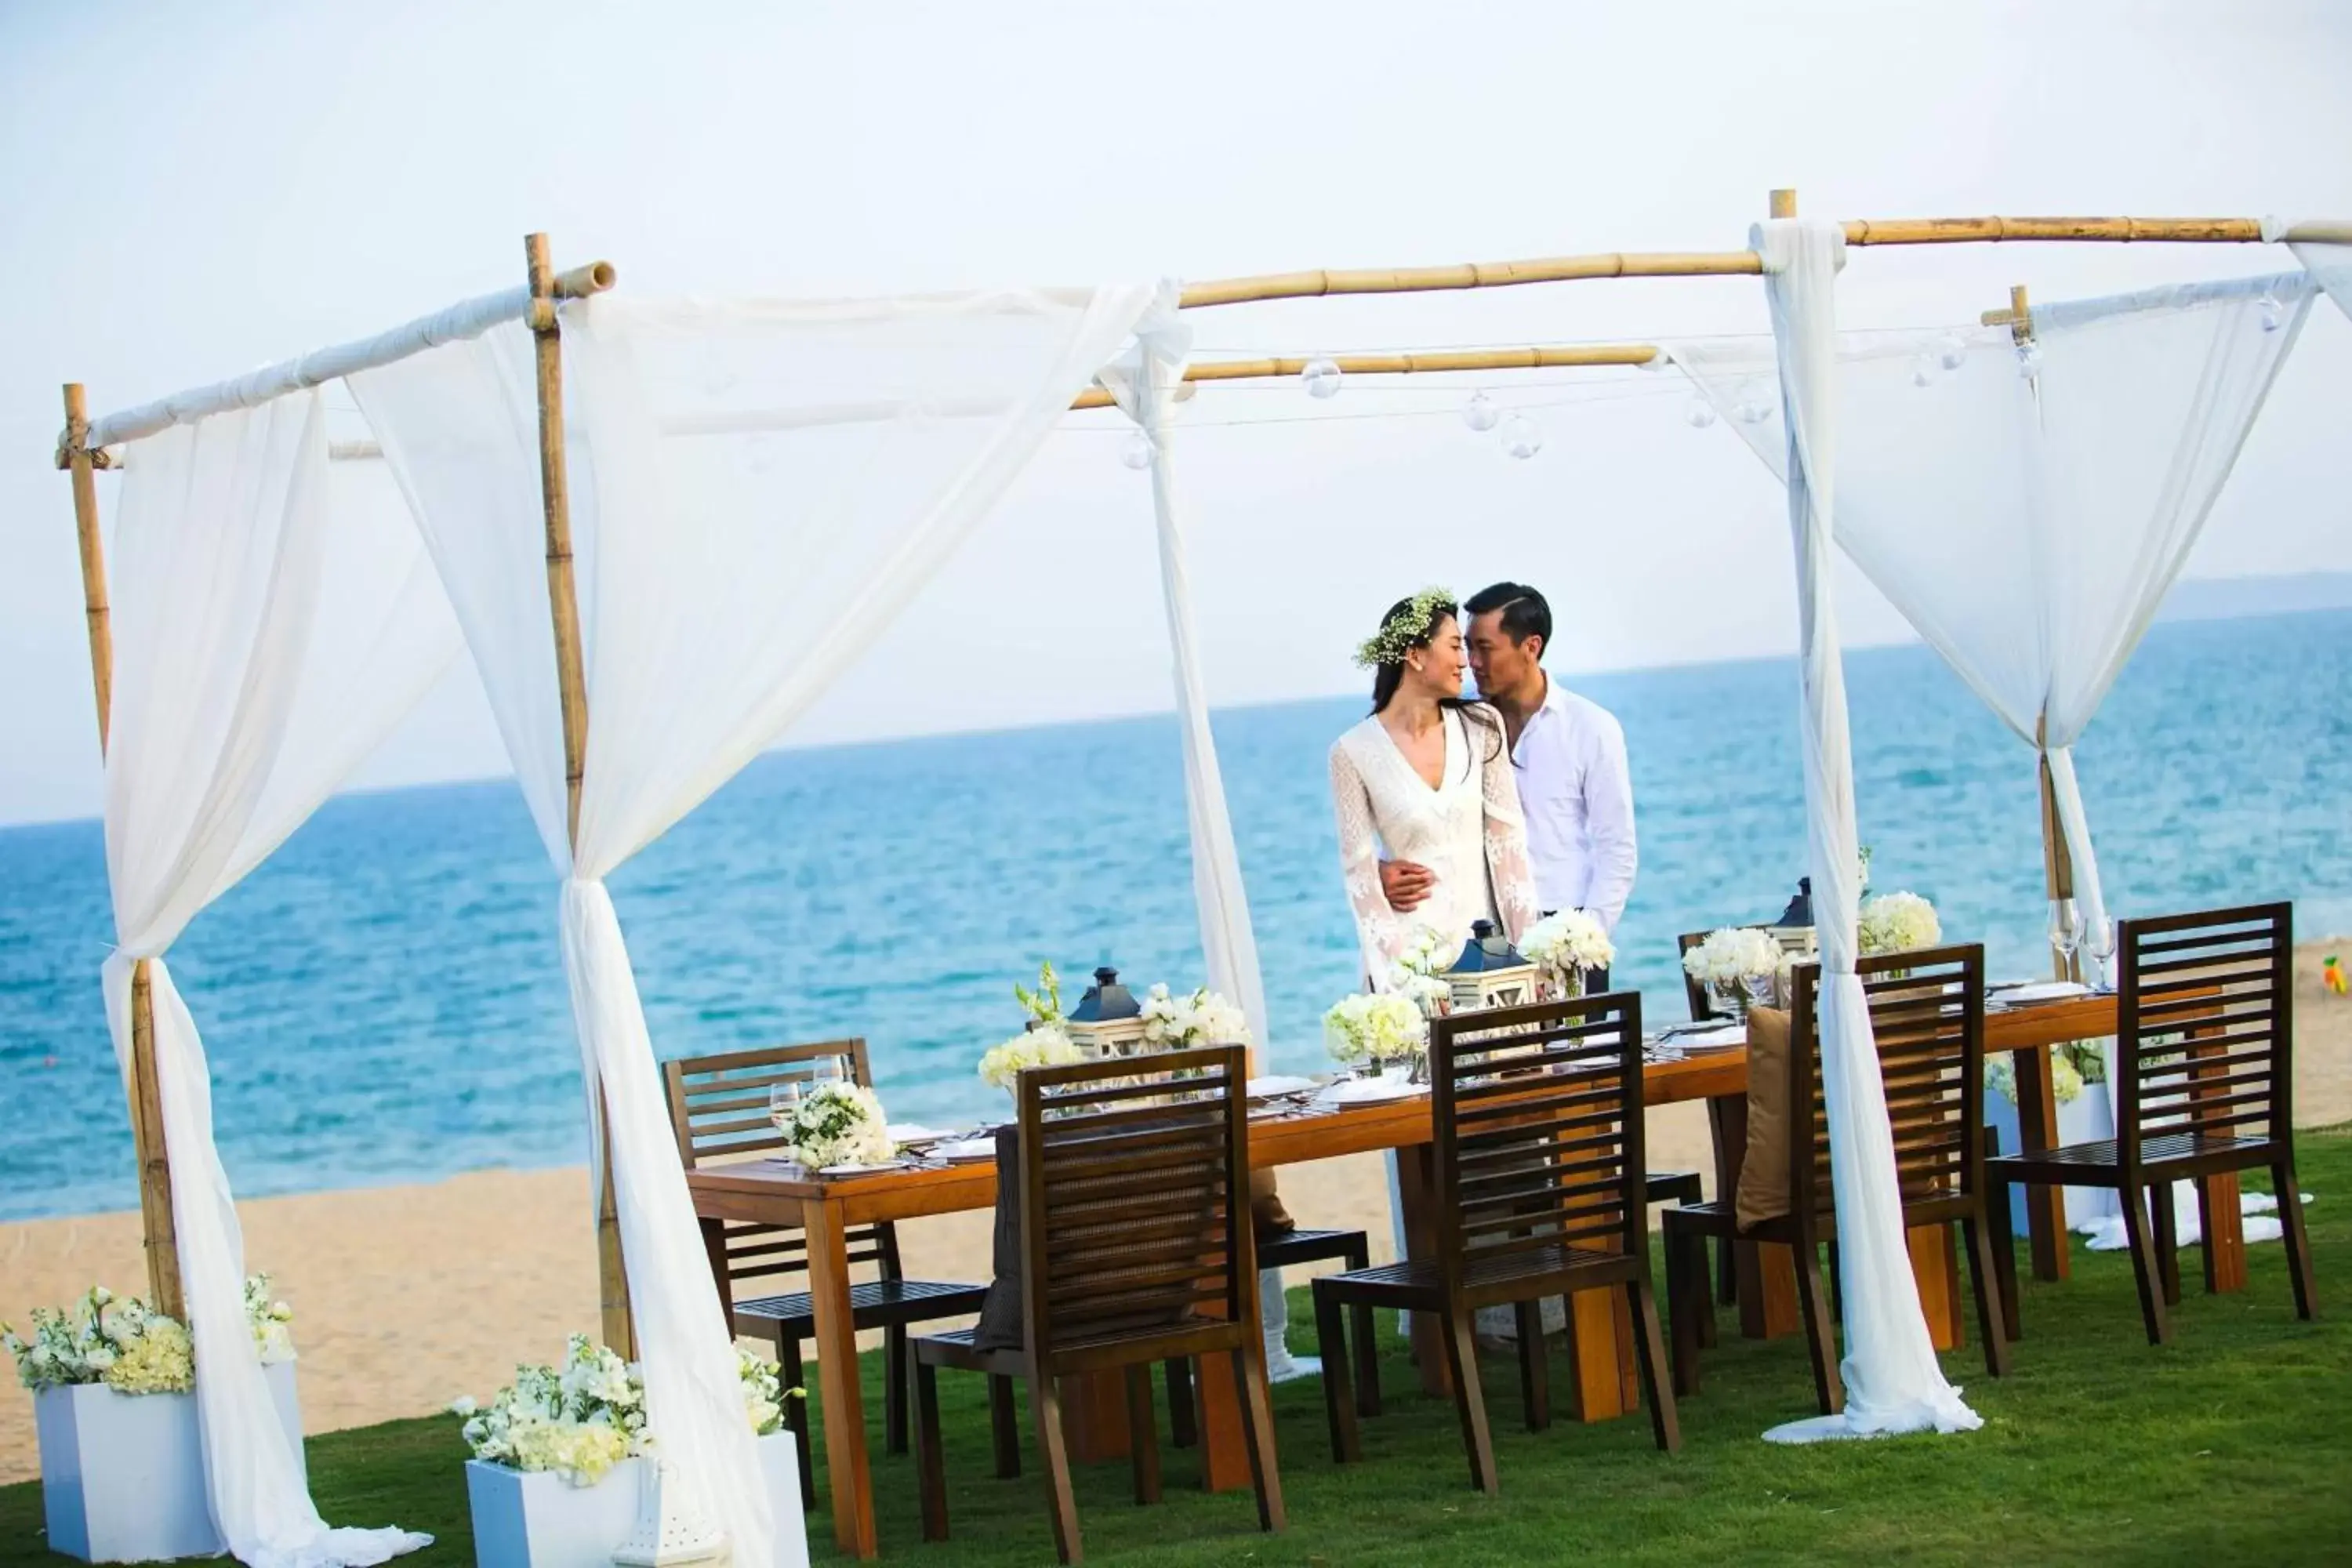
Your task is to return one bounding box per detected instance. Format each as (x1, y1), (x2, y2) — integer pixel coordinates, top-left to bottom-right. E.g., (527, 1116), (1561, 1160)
(1465, 582), (1552, 659)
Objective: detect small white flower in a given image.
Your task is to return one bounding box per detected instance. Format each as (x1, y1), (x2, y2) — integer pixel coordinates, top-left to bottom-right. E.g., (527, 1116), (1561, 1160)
(448, 1395), (479, 1417)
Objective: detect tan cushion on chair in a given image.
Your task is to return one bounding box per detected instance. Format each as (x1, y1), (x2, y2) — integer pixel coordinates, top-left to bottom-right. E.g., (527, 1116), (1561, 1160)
(1736, 1005), (1794, 1232)
(1250, 1166), (1296, 1242)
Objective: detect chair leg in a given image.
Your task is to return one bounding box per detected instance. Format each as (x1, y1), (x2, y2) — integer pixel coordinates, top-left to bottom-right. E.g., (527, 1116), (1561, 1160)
(1230, 1344), (1287, 1534)
(1664, 1225), (1703, 1398)
(1440, 1305), (1499, 1496)
(1987, 1171), (2023, 1341)
(1337, 1233), (1381, 1417)
(1715, 1235), (1737, 1308)
(1796, 1243), (1843, 1416)
(1513, 1298), (1551, 1432)
(1123, 1363), (1162, 1506)
(1693, 1231), (1719, 1351)
(2151, 1181), (2183, 1308)
(1962, 1214), (2011, 1378)
(989, 1374), (1021, 1479)
(1162, 1359), (1197, 1449)
(779, 1333), (815, 1511)
(1627, 1275), (1681, 1454)
(884, 1323), (909, 1456)
(2118, 1181), (2172, 1347)
(2274, 1160), (2318, 1320)
(1825, 1240), (1843, 1324)
(1312, 1282), (1362, 1463)
(911, 1347), (948, 1542)
(1028, 1370), (1083, 1565)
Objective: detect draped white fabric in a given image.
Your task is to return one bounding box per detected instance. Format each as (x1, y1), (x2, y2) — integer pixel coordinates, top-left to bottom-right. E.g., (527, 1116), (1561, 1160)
(1747, 219), (1980, 1443)
(2292, 238), (2352, 325)
(1096, 284), (1272, 1058)
(103, 394), (448, 1566)
(350, 283), (1153, 1564)
(1673, 271), (2313, 1133)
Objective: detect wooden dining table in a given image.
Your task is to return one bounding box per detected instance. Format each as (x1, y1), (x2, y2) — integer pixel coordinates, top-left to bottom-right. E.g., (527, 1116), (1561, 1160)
(686, 989), (2240, 1559)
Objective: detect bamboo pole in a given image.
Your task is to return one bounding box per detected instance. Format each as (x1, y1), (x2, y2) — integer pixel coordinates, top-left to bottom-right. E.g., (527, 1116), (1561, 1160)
(60, 383), (183, 1318)
(1175, 212), (2300, 312)
(1066, 343), (1661, 410)
(525, 232), (635, 1359)
(1770, 188), (1798, 220)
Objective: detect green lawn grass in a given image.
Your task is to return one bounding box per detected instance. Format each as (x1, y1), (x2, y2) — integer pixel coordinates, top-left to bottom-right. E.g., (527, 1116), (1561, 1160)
(9, 1128), (2348, 1567)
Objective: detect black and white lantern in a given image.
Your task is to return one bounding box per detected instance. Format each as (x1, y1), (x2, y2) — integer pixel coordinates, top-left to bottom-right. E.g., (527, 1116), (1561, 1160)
(1065, 964), (1148, 1059)
(1444, 921), (1539, 1014)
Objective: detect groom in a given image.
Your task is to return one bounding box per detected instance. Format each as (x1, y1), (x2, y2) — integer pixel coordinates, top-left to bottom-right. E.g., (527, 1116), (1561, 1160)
(1379, 581), (1638, 971)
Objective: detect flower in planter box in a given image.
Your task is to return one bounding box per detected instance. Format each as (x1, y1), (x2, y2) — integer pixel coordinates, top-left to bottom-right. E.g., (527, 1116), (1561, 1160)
(458, 1336), (791, 1486)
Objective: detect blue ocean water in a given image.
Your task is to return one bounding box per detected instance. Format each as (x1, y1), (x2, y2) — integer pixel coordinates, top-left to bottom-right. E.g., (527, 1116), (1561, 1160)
(2, 610), (2348, 1224)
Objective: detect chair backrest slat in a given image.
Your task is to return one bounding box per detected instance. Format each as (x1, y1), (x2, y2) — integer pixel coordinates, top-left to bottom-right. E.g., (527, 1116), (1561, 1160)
(2118, 902), (2292, 1158)
(1429, 991), (1646, 1282)
(1787, 945), (1984, 1217)
(662, 1037), (898, 1295)
(1017, 1047), (1253, 1364)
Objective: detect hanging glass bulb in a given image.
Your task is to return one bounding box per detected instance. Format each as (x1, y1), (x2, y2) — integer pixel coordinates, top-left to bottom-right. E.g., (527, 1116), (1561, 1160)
(1301, 356), (1343, 399)
(1909, 354), (1936, 388)
(1499, 413), (1544, 459)
(1683, 396), (1718, 430)
(1735, 394), (1774, 425)
(1460, 390), (1501, 432)
(1938, 334), (1969, 372)
(1119, 432), (1154, 470)
(2258, 294), (2285, 332)
(2016, 340), (2043, 378)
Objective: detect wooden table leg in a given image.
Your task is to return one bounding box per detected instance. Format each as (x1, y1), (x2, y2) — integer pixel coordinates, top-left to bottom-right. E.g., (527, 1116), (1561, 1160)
(1393, 1142), (1453, 1398)
(1561, 1285), (1629, 1421)
(1060, 1372), (1133, 1464)
(2011, 1045), (2073, 1283)
(802, 1197), (877, 1560)
(1708, 1095), (1802, 1339)
(1192, 1350), (1253, 1492)
(1908, 1224), (1963, 1350)
(2199, 1173), (2248, 1291)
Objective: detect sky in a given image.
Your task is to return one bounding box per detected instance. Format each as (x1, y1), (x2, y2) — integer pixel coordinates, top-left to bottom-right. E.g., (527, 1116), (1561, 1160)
(3, 1), (2350, 826)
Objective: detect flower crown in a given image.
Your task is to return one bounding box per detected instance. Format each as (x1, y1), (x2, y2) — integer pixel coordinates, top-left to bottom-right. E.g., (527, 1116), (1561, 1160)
(1352, 586), (1457, 670)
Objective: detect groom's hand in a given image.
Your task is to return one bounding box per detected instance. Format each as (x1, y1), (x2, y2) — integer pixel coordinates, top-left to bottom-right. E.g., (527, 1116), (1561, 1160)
(1380, 858), (1436, 912)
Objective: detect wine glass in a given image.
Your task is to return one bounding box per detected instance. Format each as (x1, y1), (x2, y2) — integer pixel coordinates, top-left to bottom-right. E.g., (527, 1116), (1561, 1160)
(808, 1055), (847, 1092)
(2047, 898), (2081, 975)
(2082, 915), (2117, 988)
(768, 1079), (802, 1132)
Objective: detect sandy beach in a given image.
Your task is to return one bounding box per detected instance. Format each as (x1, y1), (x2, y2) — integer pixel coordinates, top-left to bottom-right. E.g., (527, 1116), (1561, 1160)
(5, 939), (2347, 1486)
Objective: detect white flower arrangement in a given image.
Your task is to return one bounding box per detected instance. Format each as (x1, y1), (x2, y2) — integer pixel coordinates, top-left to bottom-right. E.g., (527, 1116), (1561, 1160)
(1986, 1042), (2103, 1107)
(456, 1334), (788, 1488)
(777, 1080), (894, 1169)
(1140, 984), (1253, 1050)
(2, 1275), (294, 1397)
(979, 1023), (1083, 1091)
(1323, 993), (1427, 1066)
(1682, 926), (1781, 987)
(1858, 891), (1940, 956)
(1519, 909), (1615, 980)
(1385, 925), (1458, 1017)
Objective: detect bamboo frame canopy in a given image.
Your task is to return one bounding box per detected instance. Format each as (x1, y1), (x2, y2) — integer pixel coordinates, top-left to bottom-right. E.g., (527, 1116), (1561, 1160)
(57, 212), (2352, 463)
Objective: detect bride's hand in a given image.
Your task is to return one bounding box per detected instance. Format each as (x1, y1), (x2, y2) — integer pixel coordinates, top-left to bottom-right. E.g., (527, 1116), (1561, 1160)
(1379, 858), (1436, 912)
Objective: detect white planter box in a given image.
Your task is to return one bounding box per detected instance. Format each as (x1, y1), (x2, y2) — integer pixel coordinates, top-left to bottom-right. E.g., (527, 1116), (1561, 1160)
(34, 1359), (303, 1563)
(466, 1430), (804, 1568)
(1988, 1083), (2118, 1232)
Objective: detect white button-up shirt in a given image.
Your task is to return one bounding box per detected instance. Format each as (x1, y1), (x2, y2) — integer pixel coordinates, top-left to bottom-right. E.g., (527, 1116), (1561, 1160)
(1510, 675), (1638, 932)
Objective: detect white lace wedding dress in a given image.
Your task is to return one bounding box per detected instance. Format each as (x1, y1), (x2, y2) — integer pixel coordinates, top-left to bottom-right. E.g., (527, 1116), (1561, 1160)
(1329, 702), (1541, 985)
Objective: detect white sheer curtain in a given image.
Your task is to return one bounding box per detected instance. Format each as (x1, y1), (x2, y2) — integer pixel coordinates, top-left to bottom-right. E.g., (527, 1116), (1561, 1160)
(350, 282), (1153, 1564)
(103, 393), (451, 1566)
(1096, 282), (1271, 1058)
(2291, 237), (2352, 325)
(1748, 218), (1981, 1443)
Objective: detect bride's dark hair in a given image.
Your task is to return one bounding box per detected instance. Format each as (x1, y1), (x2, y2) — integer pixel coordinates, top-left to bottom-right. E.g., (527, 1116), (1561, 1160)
(1365, 594), (1501, 774)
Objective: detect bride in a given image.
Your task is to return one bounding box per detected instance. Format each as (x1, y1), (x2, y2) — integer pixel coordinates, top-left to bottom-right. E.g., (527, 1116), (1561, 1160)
(1330, 587), (1540, 988)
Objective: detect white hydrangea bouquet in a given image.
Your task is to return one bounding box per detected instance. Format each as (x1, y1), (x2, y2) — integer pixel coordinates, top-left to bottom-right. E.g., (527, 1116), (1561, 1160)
(455, 1334), (786, 1488)
(1139, 984), (1252, 1050)
(1858, 891), (1941, 956)
(3, 1275), (296, 1397)
(979, 1023), (1083, 1092)
(1682, 925), (1783, 1016)
(1519, 909), (1615, 996)
(777, 1080), (894, 1169)
(1323, 993), (1427, 1071)
(1385, 925), (1457, 1018)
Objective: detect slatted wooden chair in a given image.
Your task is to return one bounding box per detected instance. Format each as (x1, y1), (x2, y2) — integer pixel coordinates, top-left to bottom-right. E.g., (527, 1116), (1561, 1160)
(907, 1045), (1282, 1566)
(1308, 991), (1678, 1494)
(1661, 944), (2009, 1414)
(662, 1039), (996, 1508)
(1987, 902), (2315, 1346)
